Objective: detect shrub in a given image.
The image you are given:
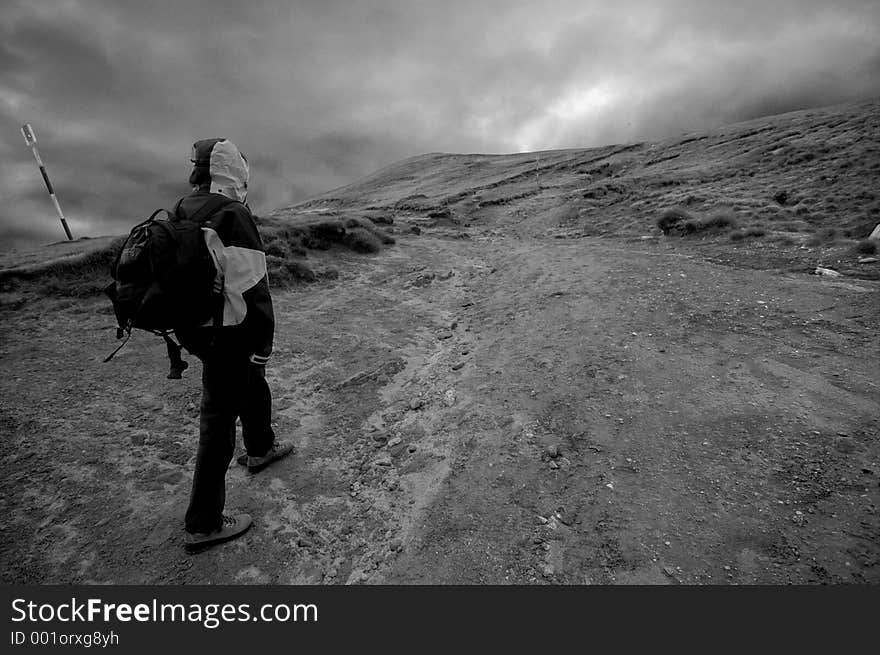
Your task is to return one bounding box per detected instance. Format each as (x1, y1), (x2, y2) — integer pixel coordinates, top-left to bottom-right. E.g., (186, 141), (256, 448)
(656, 207), (695, 235)
(700, 209), (738, 232)
(264, 239), (291, 259)
(266, 254), (316, 285)
(343, 217), (395, 245)
(344, 227), (382, 253)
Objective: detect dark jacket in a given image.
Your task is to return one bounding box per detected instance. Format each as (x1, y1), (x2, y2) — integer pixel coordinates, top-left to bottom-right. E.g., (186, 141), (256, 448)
(175, 139), (273, 364)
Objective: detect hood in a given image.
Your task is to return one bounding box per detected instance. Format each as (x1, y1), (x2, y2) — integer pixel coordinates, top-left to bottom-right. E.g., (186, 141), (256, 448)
(189, 138), (249, 202)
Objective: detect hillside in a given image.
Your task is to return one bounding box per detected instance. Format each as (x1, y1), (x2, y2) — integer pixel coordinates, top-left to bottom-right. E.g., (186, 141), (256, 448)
(278, 98), (880, 277)
(1, 100), (878, 585)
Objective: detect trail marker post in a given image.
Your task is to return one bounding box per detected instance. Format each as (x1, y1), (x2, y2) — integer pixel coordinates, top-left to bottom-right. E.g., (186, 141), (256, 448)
(21, 123), (73, 240)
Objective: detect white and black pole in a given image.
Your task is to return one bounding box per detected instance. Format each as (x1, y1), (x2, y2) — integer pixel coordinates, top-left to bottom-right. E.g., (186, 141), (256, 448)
(21, 123), (73, 241)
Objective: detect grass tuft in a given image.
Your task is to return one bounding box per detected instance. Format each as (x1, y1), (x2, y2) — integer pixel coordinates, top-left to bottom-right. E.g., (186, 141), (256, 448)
(659, 207), (738, 236)
(344, 227), (383, 253)
(656, 206), (696, 235)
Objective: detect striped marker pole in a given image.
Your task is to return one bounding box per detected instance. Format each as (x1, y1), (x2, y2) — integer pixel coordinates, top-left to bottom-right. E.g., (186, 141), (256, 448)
(21, 123), (73, 241)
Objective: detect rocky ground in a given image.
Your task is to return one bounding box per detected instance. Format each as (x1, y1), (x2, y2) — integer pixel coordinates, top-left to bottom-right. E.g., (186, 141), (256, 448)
(1, 100), (878, 584)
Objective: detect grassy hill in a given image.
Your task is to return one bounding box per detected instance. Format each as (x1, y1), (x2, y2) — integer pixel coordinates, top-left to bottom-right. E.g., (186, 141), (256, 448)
(289, 98), (879, 242)
(2, 97), (878, 302)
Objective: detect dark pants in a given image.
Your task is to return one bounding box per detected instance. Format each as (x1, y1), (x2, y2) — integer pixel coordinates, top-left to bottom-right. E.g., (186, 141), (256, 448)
(184, 347), (275, 533)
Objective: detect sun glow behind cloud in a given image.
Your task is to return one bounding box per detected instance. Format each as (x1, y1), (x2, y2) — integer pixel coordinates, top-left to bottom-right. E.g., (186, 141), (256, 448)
(514, 83), (620, 152)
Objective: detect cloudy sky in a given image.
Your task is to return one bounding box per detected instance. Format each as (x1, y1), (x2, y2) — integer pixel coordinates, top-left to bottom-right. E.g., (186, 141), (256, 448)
(2, 0), (879, 250)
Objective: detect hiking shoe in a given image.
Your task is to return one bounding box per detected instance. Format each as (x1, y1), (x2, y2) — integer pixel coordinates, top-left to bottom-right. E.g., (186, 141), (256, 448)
(185, 512), (252, 552)
(246, 441), (294, 473)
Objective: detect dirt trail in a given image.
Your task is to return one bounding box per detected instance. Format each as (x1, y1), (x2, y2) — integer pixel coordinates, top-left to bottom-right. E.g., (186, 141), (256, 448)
(1, 230), (878, 584)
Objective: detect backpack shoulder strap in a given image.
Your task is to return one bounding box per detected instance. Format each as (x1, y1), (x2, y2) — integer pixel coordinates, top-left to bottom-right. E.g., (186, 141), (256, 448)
(174, 195), (239, 225)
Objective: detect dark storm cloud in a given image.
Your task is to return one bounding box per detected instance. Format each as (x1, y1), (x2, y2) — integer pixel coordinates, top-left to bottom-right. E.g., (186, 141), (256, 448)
(2, 0), (879, 249)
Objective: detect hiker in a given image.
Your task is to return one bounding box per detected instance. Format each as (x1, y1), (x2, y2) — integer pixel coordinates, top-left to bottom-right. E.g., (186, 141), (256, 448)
(175, 138), (293, 551)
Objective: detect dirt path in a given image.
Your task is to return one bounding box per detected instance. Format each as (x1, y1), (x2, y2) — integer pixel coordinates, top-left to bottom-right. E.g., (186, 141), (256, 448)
(1, 230), (878, 584)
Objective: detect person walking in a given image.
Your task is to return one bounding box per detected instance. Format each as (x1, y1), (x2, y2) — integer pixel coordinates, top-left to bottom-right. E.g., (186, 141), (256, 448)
(174, 138), (293, 551)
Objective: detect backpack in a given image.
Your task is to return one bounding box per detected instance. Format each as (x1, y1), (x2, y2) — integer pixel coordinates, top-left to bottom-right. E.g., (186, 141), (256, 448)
(104, 195), (234, 377)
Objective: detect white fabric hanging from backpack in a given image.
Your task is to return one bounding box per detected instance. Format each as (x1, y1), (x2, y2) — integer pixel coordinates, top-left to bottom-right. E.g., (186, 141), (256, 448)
(202, 227), (266, 326)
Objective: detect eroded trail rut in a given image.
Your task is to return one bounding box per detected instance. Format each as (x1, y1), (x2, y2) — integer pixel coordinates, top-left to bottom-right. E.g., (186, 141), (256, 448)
(1, 233), (878, 584)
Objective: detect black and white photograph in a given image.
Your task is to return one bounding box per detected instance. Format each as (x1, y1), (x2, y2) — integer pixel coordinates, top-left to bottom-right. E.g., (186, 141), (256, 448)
(1, 0), (879, 599)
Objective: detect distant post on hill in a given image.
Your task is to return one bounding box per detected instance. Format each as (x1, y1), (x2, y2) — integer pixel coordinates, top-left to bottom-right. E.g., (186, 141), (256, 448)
(21, 123), (73, 241)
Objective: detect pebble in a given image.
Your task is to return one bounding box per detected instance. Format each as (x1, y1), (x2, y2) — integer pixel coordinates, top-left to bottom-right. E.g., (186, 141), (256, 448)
(437, 332), (453, 340)
(451, 362), (465, 371)
(545, 444), (560, 458)
(387, 437), (402, 448)
(409, 398), (423, 410)
(549, 461), (559, 470)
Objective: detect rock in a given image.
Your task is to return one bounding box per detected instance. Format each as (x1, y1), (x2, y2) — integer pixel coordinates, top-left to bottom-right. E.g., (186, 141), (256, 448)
(549, 460), (559, 470)
(869, 223), (880, 240)
(409, 398), (423, 410)
(444, 389), (456, 406)
(407, 445), (418, 454)
(437, 332), (453, 340)
(858, 257), (878, 264)
(545, 444), (560, 458)
(814, 267), (842, 277)
(411, 225), (421, 235)
(130, 431), (148, 447)
(451, 362), (465, 371)
(390, 539), (403, 552)
(387, 437), (402, 448)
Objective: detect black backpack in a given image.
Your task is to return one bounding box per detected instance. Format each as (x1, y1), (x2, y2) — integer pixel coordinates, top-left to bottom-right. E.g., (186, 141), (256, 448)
(104, 195), (234, 377)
